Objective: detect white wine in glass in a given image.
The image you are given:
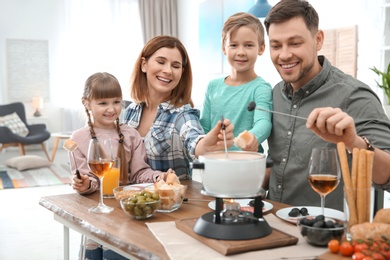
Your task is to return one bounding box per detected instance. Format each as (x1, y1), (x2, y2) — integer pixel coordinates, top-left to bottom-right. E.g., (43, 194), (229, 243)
(87, 138), (115, 213)
(307, 147), (341, 216)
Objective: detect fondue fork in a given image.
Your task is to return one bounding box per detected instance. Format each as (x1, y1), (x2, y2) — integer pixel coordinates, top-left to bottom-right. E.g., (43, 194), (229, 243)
(183, 198), (212, 202)
(248, 101), (308, 121)
(220, 115), (229, 159)
(63, 140), (81, 179)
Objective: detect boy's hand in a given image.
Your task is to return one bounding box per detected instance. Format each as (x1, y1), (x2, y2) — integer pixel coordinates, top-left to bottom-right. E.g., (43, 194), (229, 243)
(240, 132), (258, 152)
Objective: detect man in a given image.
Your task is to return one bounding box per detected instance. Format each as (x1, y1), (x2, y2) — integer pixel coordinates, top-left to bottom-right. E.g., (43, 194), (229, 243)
(263, 0), (390, 210)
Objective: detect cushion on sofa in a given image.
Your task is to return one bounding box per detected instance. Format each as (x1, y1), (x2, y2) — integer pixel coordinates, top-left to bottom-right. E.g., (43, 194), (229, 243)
(0, 112), (29, 137)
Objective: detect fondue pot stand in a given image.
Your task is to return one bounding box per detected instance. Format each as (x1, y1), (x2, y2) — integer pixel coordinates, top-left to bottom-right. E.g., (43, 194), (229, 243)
(192, 151), (273, 240)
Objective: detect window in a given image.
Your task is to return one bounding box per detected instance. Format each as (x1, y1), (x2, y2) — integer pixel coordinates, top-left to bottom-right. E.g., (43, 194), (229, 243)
(54, 0), (143, 107)
(319, 26), (358, 78)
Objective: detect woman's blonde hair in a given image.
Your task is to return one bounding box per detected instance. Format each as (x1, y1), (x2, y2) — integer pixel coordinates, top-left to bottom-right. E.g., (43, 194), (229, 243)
(130, 35), (194, 107)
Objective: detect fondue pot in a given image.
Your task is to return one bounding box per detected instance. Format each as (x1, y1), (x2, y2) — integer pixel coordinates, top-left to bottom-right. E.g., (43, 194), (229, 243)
(192, 151), (266, 198)
(192, 151), (273, 240)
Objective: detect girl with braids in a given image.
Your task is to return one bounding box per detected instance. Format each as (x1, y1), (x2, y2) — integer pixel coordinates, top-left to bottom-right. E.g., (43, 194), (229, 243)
(70, 72), (168, 260)
(70, 72), (168, 195)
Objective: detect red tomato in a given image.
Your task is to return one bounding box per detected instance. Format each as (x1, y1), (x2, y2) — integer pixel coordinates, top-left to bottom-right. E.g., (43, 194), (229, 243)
(370, 252), (385, 260)
(340, 241), (354, 256)
(380, 250), (390, 260)
(354, 243), (369, 253)
(353, 252), (366, 260)
(328, 239), (340, 253)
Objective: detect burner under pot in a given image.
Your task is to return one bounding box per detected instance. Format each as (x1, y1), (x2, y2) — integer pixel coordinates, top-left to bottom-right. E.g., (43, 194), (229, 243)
(193, 197), (272, 240)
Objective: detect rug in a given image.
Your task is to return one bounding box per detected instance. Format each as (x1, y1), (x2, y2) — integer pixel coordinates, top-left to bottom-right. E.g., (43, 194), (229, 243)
(0, 163), (72, 189)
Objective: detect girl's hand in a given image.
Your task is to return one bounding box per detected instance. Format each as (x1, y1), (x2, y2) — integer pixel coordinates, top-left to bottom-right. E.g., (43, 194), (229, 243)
(71, 173), (90, 192)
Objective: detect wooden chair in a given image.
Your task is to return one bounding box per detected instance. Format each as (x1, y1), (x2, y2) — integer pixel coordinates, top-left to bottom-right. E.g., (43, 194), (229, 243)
(0, 102), (51, 159)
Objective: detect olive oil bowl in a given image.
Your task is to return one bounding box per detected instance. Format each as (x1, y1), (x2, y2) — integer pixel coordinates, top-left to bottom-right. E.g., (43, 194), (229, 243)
(120, 190), (160, 220)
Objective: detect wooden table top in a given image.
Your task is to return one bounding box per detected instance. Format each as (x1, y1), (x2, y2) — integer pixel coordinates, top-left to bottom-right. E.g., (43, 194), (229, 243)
(39, 180), (348, 260)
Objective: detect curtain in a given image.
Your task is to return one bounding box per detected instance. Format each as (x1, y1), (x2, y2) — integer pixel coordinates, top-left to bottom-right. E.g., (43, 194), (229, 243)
(139, 0), (178, 43)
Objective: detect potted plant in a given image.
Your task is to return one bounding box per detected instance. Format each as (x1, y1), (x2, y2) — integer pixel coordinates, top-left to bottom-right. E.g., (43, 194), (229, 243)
(370, 63), (390, 117)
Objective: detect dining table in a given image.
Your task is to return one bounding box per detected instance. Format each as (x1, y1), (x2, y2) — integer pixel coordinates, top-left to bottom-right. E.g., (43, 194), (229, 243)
(39, 180), (350, 260)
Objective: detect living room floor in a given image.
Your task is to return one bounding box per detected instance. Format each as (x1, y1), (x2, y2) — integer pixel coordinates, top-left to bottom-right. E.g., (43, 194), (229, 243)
(1, 147), (389, 260)
(0, 148), (81, 260)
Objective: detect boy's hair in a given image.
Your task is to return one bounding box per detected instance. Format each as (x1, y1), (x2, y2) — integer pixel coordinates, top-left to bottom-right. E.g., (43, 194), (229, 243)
(130, 35), (194, 108)
(264, 0), (319, 35)
(82, 72), (128, 184)
(221, 12), (265, 49)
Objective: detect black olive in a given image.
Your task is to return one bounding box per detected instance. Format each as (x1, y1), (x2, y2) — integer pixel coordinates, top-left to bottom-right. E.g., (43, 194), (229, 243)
(313, 220), (325, 228)
(314, 215), (325, 222)
(288, 207), (300, 217)
(334, 223), (343, 228)
(325, 220), (336, 228)
(300, 207), (309, 216)
(299, 217), (312, 226)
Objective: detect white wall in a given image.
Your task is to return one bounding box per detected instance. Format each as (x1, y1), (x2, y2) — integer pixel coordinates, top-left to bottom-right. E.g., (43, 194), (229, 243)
(0, 0), (387, 143)
(0, 0), (65, 133)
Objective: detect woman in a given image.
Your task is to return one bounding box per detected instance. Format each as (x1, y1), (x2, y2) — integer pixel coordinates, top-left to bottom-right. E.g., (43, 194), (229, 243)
(124, 35), (234, 179)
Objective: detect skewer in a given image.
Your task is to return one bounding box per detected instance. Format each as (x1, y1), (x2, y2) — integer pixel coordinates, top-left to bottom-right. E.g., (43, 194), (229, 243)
(220, 115), (229, 159)
(247, 101), (307, 121)
(63, 139), (81, 179)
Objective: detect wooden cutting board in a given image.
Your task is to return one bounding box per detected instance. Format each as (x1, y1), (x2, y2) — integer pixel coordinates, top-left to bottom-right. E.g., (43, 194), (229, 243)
(175, 218), (298, 256)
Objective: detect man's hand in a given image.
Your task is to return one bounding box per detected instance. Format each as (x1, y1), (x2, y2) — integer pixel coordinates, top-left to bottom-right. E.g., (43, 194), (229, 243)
(306, 107), (360, 149)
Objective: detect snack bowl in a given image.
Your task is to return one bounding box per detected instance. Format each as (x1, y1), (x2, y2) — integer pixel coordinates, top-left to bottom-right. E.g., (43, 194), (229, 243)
(297, 215), (345, 247)
(113, 185), (144, 201)
(120, 190), (160, 220)
(155, 184), (187, 213)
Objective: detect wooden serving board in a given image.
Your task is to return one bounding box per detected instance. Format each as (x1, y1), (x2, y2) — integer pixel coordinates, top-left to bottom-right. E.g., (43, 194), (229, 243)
(176, 218), (298, 256)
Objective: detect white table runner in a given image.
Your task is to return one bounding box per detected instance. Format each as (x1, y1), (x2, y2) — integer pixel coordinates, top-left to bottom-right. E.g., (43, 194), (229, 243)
(146, 214), (327, 259)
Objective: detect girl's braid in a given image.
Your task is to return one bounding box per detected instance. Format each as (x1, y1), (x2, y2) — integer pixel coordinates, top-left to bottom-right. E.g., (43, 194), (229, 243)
(85, 106), (97, 139)
(115, 118), (128, 185)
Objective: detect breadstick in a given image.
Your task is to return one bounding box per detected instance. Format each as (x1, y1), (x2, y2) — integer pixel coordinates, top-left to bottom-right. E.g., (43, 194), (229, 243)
(337, 142), (357, 227)
(366, 150), (374, 222)
(357, 149), (367, 223)
(351, 148), (359, 192)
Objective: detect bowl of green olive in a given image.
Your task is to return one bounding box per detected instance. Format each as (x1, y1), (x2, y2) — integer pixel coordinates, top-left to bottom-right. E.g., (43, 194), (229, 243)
(120, 190), (160, 220)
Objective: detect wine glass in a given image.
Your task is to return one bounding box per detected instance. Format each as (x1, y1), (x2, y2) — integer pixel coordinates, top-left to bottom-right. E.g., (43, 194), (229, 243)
(87, 138), (115, 213)
(307, 147), (341, 216)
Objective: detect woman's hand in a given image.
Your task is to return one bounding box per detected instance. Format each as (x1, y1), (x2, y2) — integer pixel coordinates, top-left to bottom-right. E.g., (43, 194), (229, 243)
(195, 118), (234, 156)
(71, 173), (91, 192)
(156, 168), (175, 182)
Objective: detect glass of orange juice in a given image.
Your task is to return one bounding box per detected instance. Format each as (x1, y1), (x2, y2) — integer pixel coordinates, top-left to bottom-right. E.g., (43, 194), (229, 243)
(103, 157), (120, 198)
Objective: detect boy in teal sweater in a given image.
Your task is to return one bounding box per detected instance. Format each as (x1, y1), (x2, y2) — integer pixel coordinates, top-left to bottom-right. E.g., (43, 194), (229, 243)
(200, 12), (272, 152)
